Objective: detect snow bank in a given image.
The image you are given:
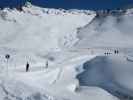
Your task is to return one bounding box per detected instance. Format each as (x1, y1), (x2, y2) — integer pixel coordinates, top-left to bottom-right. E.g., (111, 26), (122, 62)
(77, 55), (133, 99)
(126, 56), (133, 62)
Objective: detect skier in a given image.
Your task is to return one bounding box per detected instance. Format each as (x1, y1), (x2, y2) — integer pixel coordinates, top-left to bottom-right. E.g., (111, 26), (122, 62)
(45, 60), (48, 68)
(26, 62), (30, 72)
(114, 50), (117, 54)
(117, 50), (119, 54)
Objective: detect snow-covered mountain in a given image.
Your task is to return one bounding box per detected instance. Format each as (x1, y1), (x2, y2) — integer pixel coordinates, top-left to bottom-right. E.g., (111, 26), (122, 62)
(0, 4), (133, 100)
(0, 4), (97, 67)
(0, 5), (133, 53)
(76, 9), (133, 49)
(0, 5), (95, 52)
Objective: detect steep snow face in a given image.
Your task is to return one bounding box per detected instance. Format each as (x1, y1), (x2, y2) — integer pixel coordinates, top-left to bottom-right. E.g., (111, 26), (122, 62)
(77, 55), (133, 99)
(0, 5), (95, 53)
(76, 9), (133, 49)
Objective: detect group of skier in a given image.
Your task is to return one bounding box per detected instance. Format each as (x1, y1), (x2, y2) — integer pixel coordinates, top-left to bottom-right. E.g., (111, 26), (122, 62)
(104, 49), (119, 55)
(114, 50), (119, 54)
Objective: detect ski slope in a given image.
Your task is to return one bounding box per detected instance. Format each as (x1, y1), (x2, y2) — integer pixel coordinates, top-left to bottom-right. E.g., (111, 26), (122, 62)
(0, 4), (133, 100)
(0, 52), (119, 100)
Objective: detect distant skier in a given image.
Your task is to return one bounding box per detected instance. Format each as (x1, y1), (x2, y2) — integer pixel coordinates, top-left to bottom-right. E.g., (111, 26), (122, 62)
(114, 50), (119, 54)
(117, 50), (119, 54)
(45, 60), (48, 68)
(114, 50), (117, 54)
(26, 62), (30, 72)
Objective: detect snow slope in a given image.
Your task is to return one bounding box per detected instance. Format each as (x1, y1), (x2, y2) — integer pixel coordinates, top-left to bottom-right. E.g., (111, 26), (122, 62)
(0, 5), (119, 100)
(0, 5), (95, 52)
(1, 53), (118, 100)
(0, 4), (133, 100)
(0, 5), (95, 69)
(76, 10), (133, 49)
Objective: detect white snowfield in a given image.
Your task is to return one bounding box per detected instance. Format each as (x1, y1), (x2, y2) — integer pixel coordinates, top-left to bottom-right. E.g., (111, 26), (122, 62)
(0, 4), (133, 100)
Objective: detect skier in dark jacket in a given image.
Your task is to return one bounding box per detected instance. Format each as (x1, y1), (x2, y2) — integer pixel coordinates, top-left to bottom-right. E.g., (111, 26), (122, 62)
(26, 62), (30, 72)
(117, 50), (119, 54)
(114, 50), (117, 54)
(45, 60), (48, 68)
(114, 50), (119, 54)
